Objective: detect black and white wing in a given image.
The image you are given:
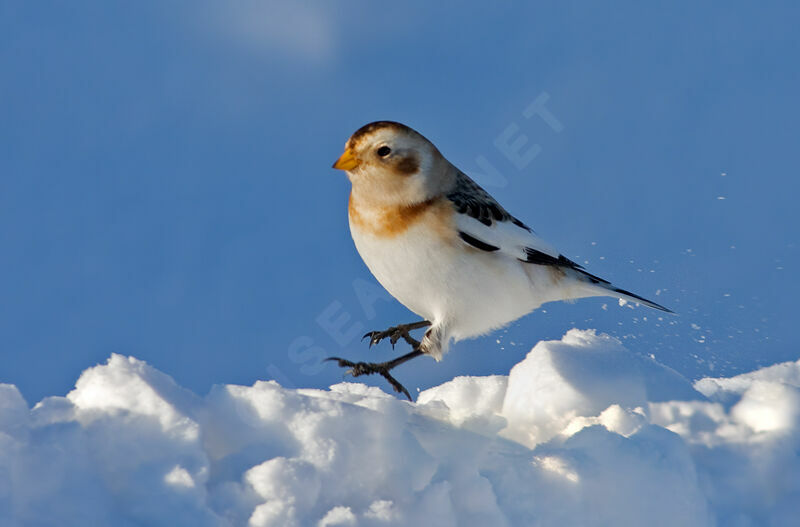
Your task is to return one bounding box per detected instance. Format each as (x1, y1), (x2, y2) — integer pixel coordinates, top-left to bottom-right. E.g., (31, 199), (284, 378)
(447, 172), (673, 312)
(447, 171), (569, 267)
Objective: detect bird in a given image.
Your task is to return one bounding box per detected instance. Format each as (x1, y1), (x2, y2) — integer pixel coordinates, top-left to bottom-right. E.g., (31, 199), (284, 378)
(328, 121), (672, 399)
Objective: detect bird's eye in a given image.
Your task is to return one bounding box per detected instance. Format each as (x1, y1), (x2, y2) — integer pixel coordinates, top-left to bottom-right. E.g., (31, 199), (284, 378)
(377, 146), (391, 157)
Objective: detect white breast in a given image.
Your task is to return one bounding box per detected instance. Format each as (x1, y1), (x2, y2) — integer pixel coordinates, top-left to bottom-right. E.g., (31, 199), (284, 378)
(349, 218), (550, 346)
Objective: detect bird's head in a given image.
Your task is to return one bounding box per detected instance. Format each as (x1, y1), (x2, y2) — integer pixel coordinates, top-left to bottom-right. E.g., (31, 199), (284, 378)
(332, 121), (454, 206)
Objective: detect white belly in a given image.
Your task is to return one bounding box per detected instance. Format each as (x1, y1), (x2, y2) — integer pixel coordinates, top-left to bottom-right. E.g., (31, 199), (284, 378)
(350, 220), (546, 342)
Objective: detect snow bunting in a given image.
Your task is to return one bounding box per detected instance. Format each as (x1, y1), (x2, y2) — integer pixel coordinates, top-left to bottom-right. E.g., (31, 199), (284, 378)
(328, 121), (671, 399)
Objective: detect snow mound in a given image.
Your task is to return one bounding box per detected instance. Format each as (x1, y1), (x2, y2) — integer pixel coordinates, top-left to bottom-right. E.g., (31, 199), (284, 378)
(1, 329), (799, 526)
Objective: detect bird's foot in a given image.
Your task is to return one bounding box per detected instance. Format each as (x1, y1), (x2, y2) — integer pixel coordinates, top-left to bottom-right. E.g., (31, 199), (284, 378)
(326, 357), (413, 400)
(362, 320), (431, 349)
(325, 349), (425, 401)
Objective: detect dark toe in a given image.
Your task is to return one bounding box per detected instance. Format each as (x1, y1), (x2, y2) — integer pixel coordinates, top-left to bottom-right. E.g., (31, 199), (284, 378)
(324, 357), (355, 368)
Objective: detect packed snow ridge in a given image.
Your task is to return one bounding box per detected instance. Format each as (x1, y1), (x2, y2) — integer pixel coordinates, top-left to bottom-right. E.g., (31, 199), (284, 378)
(2, 329), (799, 527)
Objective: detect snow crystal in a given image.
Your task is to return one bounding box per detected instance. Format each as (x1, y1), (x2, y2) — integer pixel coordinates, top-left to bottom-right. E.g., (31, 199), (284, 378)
(1, 330), (799, 526)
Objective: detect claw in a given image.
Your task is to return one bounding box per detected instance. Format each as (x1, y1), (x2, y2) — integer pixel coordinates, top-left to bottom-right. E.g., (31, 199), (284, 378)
(382, 371), (412, 401)
(324, 355), (416, 401)
(325, 356), (358, 377)
(362, 332), (381, 348)
(361, 322), (429, 350)
(324, 356), (349, 367)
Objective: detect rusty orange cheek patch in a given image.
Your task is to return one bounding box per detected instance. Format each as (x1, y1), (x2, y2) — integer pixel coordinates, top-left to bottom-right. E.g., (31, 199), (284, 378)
(349, 195), (454, 239)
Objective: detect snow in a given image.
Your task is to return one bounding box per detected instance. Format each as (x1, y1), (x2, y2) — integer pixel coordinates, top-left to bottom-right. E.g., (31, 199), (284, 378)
(1, 330), (799, 526)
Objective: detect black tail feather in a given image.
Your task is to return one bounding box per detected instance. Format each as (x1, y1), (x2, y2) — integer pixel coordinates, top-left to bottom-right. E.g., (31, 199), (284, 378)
(610, 285), (674, 313)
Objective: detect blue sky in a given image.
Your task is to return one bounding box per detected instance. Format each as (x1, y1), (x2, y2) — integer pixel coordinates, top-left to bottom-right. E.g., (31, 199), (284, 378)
(2, 1), (798, 403)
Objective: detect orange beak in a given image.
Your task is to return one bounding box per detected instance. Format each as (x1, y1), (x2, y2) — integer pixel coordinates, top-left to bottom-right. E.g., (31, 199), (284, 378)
(332, 147), (360, 171)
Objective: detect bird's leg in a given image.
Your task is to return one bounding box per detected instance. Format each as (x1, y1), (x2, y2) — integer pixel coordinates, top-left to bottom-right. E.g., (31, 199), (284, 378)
(363, 320), (432, 349)
(325, 349), (425, 401)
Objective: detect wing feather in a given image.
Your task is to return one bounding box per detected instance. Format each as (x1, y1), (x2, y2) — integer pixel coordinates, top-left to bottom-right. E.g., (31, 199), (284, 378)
(448, 172), (560, 261)
(447, 172), (674, 313)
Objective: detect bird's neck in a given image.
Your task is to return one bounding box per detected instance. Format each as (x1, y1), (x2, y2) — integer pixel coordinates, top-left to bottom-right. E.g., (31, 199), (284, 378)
(348, 192), (441, 238)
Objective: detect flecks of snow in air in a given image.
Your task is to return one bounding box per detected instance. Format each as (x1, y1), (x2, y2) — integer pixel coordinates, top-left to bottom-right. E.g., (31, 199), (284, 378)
(1, 329), (799, 526)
